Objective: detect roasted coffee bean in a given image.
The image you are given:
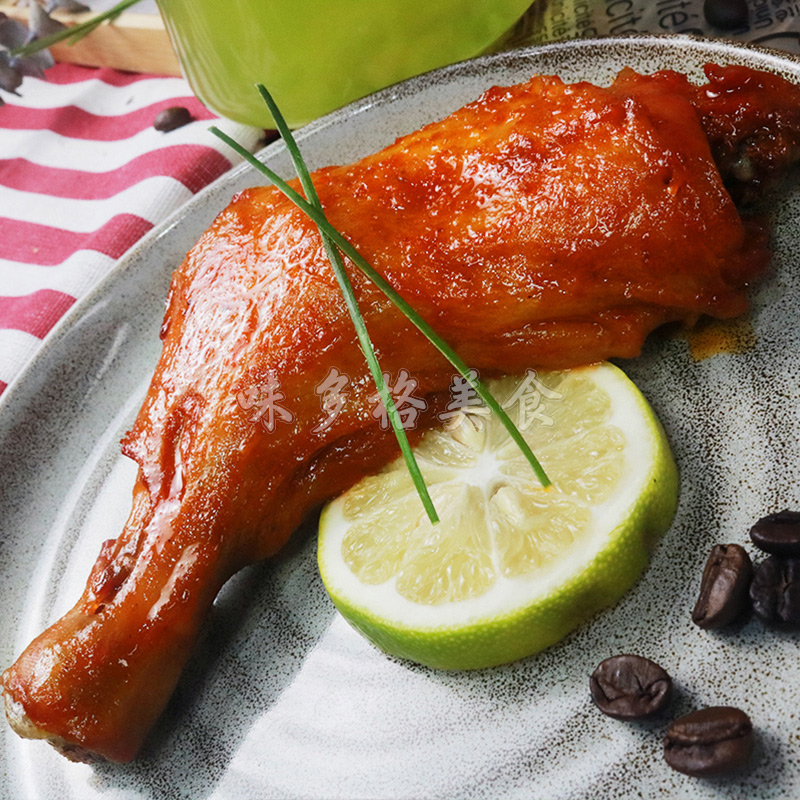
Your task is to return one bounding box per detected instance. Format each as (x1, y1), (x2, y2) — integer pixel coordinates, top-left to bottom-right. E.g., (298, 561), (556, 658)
(589, 654), (672, 720)
(692, 544), (752, 629)
(749, 555), (800, 628)
(664, 706), (753, 777)
(154, 106), (193, 132)
(703, 0), (748, 29)
(749, 510), (800, 556)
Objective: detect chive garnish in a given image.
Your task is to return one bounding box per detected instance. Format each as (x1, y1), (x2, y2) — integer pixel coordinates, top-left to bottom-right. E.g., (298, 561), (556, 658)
(232, 89), (437, 522)
(210, 87), (551, 514)
(250, 86), (439, 522)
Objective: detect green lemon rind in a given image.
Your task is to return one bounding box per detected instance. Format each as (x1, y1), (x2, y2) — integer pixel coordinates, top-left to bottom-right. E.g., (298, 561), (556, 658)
(317, 363), (678, 670)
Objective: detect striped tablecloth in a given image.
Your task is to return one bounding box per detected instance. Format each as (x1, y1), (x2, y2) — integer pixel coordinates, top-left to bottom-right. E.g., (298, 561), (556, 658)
(0, 63), (264, 398)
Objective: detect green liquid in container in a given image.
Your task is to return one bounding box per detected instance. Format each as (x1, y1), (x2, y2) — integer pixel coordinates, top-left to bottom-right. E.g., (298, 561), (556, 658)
(156, 0), (533, 128)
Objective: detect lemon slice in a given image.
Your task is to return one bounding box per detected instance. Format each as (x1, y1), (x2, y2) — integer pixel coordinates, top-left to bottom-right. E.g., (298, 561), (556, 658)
(318, 363), (678, 670)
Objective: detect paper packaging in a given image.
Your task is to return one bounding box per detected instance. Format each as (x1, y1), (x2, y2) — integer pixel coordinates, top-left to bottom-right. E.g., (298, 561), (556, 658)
(504, 0), (800, 55)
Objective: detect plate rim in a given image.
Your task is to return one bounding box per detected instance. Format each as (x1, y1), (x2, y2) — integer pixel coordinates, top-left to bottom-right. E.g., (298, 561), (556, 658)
(3, 33), (800, 422)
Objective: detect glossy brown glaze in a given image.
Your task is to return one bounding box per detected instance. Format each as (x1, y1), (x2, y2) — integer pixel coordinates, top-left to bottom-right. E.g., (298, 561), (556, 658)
(4, 65), (800, 762)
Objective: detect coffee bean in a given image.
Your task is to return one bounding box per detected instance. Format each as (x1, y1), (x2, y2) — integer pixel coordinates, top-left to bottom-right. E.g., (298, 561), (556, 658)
(692, 544), (752, 629)
(749, 555), (800, 628)
(664, 706), (753, 777)
(749, 510), (800, 557)
(589, 654), (672, 720)
(154, 106), (193, 132)
(703, 0), (748, 30)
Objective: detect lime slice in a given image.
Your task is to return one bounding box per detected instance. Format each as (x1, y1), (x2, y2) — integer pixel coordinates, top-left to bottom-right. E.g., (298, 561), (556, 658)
(318, 363), (678, 670)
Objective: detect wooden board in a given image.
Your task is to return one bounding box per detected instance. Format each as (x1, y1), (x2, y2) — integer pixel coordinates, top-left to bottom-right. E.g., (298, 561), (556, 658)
(0, 1), (181, 76)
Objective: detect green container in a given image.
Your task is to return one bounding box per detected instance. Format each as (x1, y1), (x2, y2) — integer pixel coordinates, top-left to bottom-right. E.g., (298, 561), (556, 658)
(156, 0), (533, 128)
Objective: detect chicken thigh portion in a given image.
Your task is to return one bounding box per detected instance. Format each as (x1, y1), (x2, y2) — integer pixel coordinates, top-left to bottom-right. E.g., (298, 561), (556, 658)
(3, 64), (800, 762)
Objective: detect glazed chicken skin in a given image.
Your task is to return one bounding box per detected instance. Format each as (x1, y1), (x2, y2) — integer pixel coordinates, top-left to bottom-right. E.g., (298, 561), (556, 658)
(4, 64), (800, 763)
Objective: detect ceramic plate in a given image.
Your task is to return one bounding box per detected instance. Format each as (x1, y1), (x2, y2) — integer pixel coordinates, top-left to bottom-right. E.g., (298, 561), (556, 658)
(1, 36), (799, 799)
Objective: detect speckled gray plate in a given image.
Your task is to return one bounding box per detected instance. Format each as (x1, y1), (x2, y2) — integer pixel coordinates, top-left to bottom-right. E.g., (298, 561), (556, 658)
(1, 35), (799, 800)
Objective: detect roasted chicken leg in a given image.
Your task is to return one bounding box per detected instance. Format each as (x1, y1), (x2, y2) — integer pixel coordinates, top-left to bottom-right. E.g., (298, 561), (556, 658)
(4, 64), (800, 762)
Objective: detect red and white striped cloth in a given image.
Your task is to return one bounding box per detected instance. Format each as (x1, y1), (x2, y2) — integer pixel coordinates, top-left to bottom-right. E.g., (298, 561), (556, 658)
(0, 63), (264, 397)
